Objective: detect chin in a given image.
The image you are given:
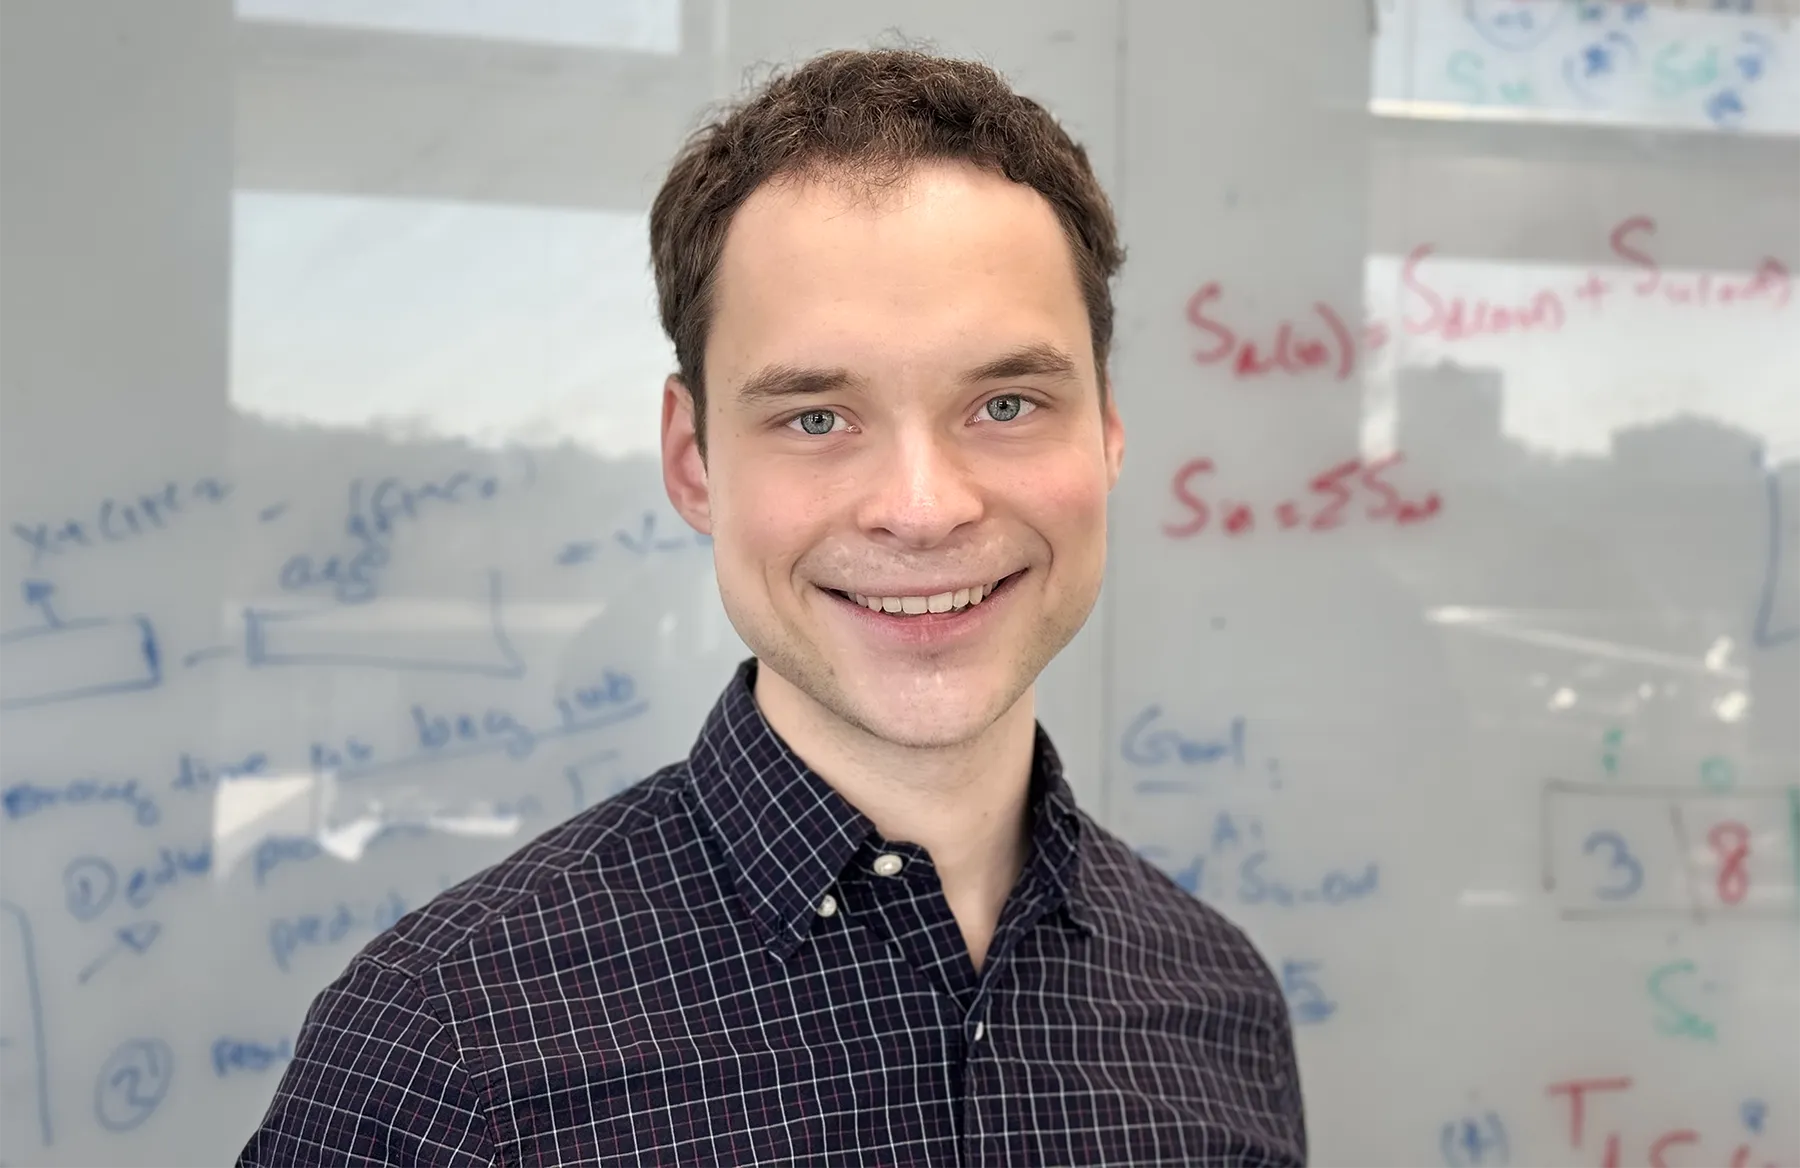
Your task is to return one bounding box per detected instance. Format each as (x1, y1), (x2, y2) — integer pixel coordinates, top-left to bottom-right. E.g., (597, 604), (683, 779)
(828, 656), (1027, 749)
(844, 699), (1000, 750)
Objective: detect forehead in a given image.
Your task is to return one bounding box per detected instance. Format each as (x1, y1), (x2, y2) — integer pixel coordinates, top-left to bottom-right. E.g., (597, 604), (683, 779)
(706, 161), (1093, 381)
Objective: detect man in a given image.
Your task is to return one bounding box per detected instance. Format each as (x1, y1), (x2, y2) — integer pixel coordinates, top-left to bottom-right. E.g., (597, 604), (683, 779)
(240, 48), (1305, 1166)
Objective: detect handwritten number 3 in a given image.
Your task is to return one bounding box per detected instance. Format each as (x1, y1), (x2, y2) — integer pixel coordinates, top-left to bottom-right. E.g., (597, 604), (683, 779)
(1582, 830), (1643, 900)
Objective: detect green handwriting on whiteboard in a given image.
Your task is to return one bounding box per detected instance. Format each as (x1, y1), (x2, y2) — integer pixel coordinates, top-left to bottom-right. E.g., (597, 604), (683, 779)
(1647, 960), (1716, 1042)
(1445, 50), (1536, 106)
(1652, 42), (1721, 98)
(1602, 727), (1624, 777)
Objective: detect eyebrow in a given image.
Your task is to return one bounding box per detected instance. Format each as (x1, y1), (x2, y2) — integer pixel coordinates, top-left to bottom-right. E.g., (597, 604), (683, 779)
(959, 342), (1081, 386)
(733, 364), (868, 406)
(732, 342), (1081, 406)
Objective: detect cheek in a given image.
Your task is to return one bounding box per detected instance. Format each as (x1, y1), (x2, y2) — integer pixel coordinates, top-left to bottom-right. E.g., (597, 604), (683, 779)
(708, 456), (832, 572)
(1014, 450), (1112, 550)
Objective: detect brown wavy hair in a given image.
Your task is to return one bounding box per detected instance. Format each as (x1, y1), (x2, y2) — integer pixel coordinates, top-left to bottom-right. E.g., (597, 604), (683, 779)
(648, 48), (1125, 455)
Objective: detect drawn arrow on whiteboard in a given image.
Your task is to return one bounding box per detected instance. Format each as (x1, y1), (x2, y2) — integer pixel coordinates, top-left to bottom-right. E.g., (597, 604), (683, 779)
(77, 921), (162, 985)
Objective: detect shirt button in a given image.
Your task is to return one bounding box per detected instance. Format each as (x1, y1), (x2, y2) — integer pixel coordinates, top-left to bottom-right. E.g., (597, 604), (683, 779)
(872, 853), (905, 878)
(973, 1021), (986, 1041)
(816, 893), (839, 918)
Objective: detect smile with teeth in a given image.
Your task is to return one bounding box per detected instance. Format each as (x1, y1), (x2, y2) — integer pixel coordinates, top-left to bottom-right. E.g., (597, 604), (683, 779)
(833, 573), (1014, 616)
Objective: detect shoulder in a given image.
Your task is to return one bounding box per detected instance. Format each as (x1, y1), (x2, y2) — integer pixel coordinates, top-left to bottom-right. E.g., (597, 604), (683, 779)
(1071, 812), (1307, 1155)
(1074, 811), (1287, 1002)
(356, 763), (698, 983)
(240, 768), (700, 1164)
(239, 954), (497, 1166)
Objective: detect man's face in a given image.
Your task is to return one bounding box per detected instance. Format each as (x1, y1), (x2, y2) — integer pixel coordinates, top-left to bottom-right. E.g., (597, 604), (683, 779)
(662, 160), (1124, 750)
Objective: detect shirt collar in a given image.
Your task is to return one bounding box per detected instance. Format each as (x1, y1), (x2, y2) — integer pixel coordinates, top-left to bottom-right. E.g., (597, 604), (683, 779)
(685, 659), (1091, 960)
(1026, 722), (1093, 937)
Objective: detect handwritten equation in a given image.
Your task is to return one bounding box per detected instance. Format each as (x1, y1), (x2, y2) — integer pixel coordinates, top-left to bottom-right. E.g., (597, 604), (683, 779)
(1160, 452), (1443, 540)
(1185, 214), (1791, 387)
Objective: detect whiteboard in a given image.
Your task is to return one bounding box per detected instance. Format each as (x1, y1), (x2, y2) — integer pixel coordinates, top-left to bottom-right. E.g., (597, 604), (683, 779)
(2, 1), (1796, 1165)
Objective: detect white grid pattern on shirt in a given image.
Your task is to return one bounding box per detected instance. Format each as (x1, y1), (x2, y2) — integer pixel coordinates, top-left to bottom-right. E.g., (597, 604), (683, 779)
(238, 659), (1305, 1166)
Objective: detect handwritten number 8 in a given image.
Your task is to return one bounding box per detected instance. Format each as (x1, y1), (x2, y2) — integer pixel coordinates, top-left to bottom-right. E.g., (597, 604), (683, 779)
(1582, 830), (1643, 900)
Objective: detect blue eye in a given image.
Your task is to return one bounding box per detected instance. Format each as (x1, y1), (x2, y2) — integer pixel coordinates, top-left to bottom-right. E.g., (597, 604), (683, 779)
(792, 409), (840, 435)
(980, 395), (1034, 423)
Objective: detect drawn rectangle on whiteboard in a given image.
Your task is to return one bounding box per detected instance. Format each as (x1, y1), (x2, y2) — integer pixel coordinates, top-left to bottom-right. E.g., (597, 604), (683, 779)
(244, 594), (523, 678)
(1542, 781), (1798, 921)
(0, 618), (161, 711)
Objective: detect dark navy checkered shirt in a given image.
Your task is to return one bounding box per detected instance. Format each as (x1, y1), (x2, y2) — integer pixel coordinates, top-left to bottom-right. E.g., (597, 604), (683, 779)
(239, 660), (1305, 1166)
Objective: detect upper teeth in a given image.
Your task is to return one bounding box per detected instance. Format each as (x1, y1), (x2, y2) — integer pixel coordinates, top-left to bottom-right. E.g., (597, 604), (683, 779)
(850, 581), (1000, 614)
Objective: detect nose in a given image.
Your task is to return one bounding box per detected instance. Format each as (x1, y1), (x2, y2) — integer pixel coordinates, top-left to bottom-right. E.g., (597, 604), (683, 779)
(855, 428), (984, 550)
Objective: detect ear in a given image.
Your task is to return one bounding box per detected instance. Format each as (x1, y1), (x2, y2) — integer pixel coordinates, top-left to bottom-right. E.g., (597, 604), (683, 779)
(1101, 374), (1125, 490)
(661, 374), (712, 535)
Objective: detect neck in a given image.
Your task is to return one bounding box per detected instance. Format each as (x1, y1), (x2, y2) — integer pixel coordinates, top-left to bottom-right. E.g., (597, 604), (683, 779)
(752, 663), (1036, 971)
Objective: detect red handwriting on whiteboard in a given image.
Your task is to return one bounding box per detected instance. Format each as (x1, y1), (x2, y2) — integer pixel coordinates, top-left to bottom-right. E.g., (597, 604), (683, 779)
(1608, 215), (1793, 309)
(1187, 284), (1388, 382)
(1402, 244), (1566, 340)
(1162, 453), (1441, 540)
(1545, 1076), (1779, 1168)
(1185, 215), (1792, 383)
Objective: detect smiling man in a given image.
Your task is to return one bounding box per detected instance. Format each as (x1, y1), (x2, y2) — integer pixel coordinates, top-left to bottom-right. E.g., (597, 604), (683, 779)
(241, 49), (1305, 1167)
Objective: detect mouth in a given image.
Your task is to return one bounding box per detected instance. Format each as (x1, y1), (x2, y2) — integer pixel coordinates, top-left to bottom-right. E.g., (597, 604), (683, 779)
(820, 570), (1026, 617)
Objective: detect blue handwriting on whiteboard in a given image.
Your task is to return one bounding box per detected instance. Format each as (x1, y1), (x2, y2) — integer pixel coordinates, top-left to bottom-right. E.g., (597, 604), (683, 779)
(10, 478), (231, 567)
(268, 891), (407, 971)
(1, 901), (54, 1148)
(1581, 829), (1644, 899)
(280, 468), (507, 603)
(313, 670), (646, 782)
(557, 512), (713, 566)
(1465, 0), (1567, 53)
(3, 775), (159, 826)
(92, 1038), (174, 1132)
(1281, 959), (1337, 1024)
(1440, 1110), (1511, 1166)
(1141, 812), (1380, 909)
(1121, 706), (1246, 776)
(211, 1036), (294, 1078)
(252, 836), (325, 887)
(413, 704), (538, 759)
(1121, 704), (1280, 796)
(1240, 851), (1380, 908)
(76, 921), (163, 985)
(170, 749), (270, 793)
(63, 846), (211, 920)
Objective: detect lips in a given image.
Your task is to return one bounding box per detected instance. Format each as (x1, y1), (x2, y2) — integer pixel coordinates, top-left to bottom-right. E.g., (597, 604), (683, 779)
(824, 570), (1024, 617)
